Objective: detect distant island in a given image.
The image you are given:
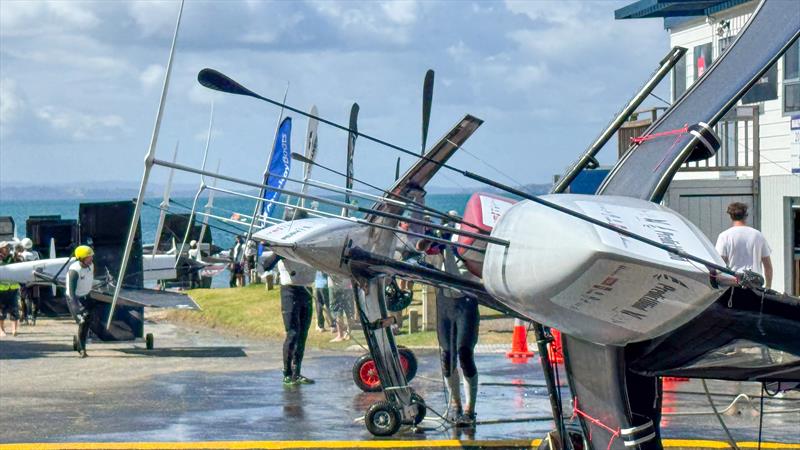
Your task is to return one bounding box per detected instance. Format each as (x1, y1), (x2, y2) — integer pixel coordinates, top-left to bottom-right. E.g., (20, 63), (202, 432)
(0, 181), (553, 201)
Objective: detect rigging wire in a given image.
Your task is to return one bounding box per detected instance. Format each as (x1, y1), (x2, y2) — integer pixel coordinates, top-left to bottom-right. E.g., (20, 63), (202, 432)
(164, 199), (250, 236)
(142, 201), (246, 239)
(449, 140), (532, 194)
(649, 92), (672, 107)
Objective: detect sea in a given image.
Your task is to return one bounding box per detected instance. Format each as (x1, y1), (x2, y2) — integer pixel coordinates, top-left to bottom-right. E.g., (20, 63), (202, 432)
(0, 193), (472, 250)
(0, 193), (472, 288)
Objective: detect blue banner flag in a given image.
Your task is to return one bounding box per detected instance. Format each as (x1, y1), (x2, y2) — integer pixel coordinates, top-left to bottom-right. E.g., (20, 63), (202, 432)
(262, 116), (292, 219)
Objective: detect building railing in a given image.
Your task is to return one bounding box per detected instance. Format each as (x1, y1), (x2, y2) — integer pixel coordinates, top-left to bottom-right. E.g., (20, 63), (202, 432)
(681, 105), (759, 173)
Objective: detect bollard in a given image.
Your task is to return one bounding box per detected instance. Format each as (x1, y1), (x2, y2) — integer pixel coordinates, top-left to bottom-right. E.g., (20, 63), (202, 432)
(421, 285), (437, 331)
(265, 273), (274, 291)
(409, 310), (420, 334)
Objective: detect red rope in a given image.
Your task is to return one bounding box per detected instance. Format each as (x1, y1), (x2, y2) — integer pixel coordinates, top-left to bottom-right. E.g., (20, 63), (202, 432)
(572, 397), (621, 450)
(631, 124), (689, 145)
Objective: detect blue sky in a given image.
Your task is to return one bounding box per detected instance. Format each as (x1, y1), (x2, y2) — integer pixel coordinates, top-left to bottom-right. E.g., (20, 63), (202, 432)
(0, 0), (669, 195)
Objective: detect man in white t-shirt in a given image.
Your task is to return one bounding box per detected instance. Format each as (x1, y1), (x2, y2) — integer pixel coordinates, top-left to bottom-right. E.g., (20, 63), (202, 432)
(715, 202), (773, 289)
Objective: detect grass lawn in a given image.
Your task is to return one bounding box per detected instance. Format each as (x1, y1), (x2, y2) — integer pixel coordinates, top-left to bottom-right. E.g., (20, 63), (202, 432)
(166, 284), (514, 350)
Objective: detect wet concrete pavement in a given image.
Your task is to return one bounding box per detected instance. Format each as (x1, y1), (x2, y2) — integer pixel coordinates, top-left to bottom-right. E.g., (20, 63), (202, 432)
(1, 317), (798, 445)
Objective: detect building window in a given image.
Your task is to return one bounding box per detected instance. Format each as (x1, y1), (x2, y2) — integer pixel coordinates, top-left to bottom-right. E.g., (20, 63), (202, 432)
(672, 52), (687, 101)
(718, 35), (736, 55)
(742, 62), (778, 104)
(694, 43), (713, 81)
(785, 39), (800, 115)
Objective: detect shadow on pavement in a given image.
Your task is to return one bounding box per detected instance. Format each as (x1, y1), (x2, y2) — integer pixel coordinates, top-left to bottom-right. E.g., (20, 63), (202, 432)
(116, 346), (247, 358)
(0, 340), (72, 359)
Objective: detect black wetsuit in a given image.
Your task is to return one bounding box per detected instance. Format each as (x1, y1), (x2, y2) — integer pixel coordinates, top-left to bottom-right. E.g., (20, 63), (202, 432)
(281, 285), (313, 377)
(436, 293), (480, 378)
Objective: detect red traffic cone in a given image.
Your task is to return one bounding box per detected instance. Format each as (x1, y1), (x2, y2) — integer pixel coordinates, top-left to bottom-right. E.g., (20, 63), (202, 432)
(507, 319), (534, 362)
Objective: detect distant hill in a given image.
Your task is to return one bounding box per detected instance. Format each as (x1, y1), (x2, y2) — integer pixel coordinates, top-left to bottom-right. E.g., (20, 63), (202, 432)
(426, 182), (552, 196)
(1, 181), (553, 201)
(0, 182), (206, 201)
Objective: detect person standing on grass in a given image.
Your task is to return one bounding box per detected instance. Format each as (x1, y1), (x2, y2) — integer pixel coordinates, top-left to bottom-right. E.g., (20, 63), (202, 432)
(313, 271), (335, 333)
(328, 275), (354, 343)
(229, 236), (244, 288)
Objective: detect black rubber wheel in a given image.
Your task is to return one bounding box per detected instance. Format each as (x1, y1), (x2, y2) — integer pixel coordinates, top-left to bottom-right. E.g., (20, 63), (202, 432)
(353, 353), (382, 392)
(72, 335), (78, 352)
(145, 333), (154, 350)
(365, 401), (401, 436)
(398, 347), (418, 382)
(410, 393), (426, 425)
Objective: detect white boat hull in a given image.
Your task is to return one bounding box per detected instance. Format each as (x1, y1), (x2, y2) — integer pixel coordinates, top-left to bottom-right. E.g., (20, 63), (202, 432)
(483, 194), (725, 346)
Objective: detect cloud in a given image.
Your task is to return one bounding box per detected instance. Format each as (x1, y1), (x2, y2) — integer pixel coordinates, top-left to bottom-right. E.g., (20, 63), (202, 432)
(447, 41), (470, 62)
(0, 78), (27, 137)
(140, 64), (165, 90)
(128, 1), (180, 37)
(309, 0), (418, 45)
(505, 0), (584, 23)
(0, 1), (99, 38)
(35, 106), (125, 141)
(505, 1), (664, 60)
(46, 1), (100, 29)
(381, 1), (417, 25)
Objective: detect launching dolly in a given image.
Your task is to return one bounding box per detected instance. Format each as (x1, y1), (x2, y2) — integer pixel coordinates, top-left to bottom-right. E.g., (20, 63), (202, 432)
(352, 278), (425, 436)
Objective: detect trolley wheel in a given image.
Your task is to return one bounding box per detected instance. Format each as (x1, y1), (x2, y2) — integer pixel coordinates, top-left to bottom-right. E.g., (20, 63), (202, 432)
(72, 335), (79, 352)
(398, 346), (418, 382)
(365, 401), (401, 436)
(410, 393), (426, 425)
(145, 333), (154, 350)
(353, 353), (381, 392)
(352, 350), (416, 392)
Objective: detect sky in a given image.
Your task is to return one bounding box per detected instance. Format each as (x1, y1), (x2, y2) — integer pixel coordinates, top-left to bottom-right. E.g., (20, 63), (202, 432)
(0, 0), (670, 195)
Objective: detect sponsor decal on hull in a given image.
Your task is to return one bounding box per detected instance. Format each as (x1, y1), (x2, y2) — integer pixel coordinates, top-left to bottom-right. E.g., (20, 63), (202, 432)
(575, 201), (717, 270)
(551, 259), (708, 334)
(479, 195), (514, 228)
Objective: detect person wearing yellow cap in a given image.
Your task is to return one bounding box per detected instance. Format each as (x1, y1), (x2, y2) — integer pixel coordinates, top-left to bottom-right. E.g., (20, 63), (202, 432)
(0, 241), (21, 337)
(66, 245), (96, 357)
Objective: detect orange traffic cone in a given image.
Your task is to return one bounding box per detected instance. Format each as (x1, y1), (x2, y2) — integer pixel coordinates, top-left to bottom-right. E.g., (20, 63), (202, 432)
(507, 319), (534, 362)
(547, 328), (564, 364)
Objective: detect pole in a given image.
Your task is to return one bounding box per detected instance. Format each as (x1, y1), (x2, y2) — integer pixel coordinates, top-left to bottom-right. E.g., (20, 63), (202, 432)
(107, 0), (184, 329)
(552, 47), (686, 193)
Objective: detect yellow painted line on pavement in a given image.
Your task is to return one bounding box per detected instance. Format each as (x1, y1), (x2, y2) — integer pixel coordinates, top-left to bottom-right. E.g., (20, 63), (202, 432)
(663, 441), (800, 449)
(1, 440), (798, 450)
(0, 441), (537, 450)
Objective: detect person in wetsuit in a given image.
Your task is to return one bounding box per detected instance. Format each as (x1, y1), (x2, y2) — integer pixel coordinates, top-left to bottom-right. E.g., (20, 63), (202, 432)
(66, 245), (95, 358)
(262, 208), (316, 386)
(424, 217), (481, 427)
(276, 257), (316, 385)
